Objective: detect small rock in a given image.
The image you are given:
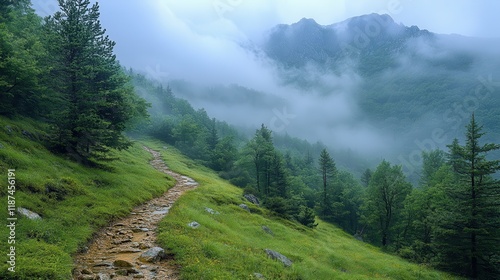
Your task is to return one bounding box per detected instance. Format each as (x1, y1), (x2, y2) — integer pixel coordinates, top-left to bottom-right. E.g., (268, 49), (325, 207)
(112, 238), (132, 245)
(264, 249), (292, 267)
(262, 226), (274, 236)
(79, 246), (89, 253)
(97, 272), (111, 280)
(133, 273), (145, 279)
(253, 272), (266, 279)
(139, 243), (151, 249)
(204, 207), (220, 215)
(81, 268), (93, 274)
(139, 247), (166, 263)
(17, 207), (42, 220)
(110, 247), (141, 254)
(127, 268), (141, 274)
(93, 261), (113, 268)
(188, 221), (200, 229)
(239, 204), (251, 212)
(113, 259), (133, 268)
(244, 194), (260, 206)
(115, 269), (128, 276)
(21, 130), (33, 139)
(140, 265), (148, 269)
(132, 227), (148, 233)
(79, 275), (95, 280)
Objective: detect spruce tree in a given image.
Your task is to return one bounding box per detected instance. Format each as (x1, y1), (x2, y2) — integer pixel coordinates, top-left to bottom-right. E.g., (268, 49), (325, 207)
(45, 0), (147, 162)
(318, 148), (336, 217)
(438, 114), (500, 278)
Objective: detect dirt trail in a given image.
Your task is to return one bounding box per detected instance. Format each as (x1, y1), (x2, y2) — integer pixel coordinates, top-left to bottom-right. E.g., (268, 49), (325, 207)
(72, 146), (198, 280)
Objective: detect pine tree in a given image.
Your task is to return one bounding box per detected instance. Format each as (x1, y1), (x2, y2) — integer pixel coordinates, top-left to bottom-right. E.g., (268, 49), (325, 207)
(45, 0), (147, 162)
(437, 114), (500, 278)
(361, 168), (372, 187)
(318, 148), (336, 217)
(249, 124), (274, 194)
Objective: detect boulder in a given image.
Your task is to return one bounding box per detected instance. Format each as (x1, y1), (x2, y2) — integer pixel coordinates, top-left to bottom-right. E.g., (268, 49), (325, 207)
(244, 194), (260, 206)
(261, 226), (274, 236)
(188, 221), (200, 229)
(17, 207), (42, 220)
(239, 204), (250, 212)
(264, 249), (292, 267)
(139, 247), (167, 263)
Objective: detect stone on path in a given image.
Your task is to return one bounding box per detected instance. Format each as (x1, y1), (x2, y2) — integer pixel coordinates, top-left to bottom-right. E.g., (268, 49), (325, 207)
(139, 247), (167, 263)
(97, 272), (111, 280)
(113, 259), (133, 268)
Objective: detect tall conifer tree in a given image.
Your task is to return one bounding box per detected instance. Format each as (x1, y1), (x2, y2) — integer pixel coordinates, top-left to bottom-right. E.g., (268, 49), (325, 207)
(45, 0), (147, 162)
(437, 114), (500, 278)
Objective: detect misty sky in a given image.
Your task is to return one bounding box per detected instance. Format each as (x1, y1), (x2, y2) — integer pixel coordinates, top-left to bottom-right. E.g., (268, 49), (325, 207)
(33, 0), (500, 80)
(32, 0), (500, 158)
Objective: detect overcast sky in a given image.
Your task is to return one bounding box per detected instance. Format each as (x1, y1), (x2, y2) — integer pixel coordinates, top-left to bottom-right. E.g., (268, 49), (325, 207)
(31, 0), (500, 156)
(33, 0), (500, 76)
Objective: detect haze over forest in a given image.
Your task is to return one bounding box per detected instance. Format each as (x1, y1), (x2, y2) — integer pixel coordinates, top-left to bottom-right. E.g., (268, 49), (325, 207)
(33, 0), (500, 177)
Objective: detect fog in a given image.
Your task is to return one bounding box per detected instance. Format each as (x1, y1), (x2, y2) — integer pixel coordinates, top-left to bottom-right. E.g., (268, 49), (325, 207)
(33, 0), (500, 168)
(92, 1), (499, 161)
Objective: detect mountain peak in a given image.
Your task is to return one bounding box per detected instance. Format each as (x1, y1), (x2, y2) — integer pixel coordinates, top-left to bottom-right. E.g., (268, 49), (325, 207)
(297, 17), (318, 25)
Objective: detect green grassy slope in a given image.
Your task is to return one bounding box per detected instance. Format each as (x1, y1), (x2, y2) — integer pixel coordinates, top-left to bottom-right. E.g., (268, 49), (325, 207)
(0, 116), (458, 279)
(0, 116), (174, 279)
(147, 141), (460, 280)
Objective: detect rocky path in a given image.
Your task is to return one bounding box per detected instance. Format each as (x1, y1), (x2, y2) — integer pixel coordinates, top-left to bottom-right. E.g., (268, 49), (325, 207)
(72, 146), (198, 280)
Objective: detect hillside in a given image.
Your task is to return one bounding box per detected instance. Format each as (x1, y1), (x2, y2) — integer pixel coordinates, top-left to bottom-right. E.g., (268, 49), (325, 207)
(0, 116), (457, 279)
(0, 116), (174, 279)
(143, 143), (458, 279)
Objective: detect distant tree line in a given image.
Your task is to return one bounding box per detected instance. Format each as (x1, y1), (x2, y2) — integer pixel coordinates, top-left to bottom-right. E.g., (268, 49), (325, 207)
(138, 71), (500, 278)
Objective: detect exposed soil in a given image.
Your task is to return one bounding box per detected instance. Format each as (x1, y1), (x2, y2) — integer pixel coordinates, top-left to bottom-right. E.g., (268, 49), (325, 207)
(72, 146), (198, 280)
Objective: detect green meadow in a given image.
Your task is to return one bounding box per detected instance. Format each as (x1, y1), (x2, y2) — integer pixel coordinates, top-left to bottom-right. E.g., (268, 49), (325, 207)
(0, 117), (458, 279)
